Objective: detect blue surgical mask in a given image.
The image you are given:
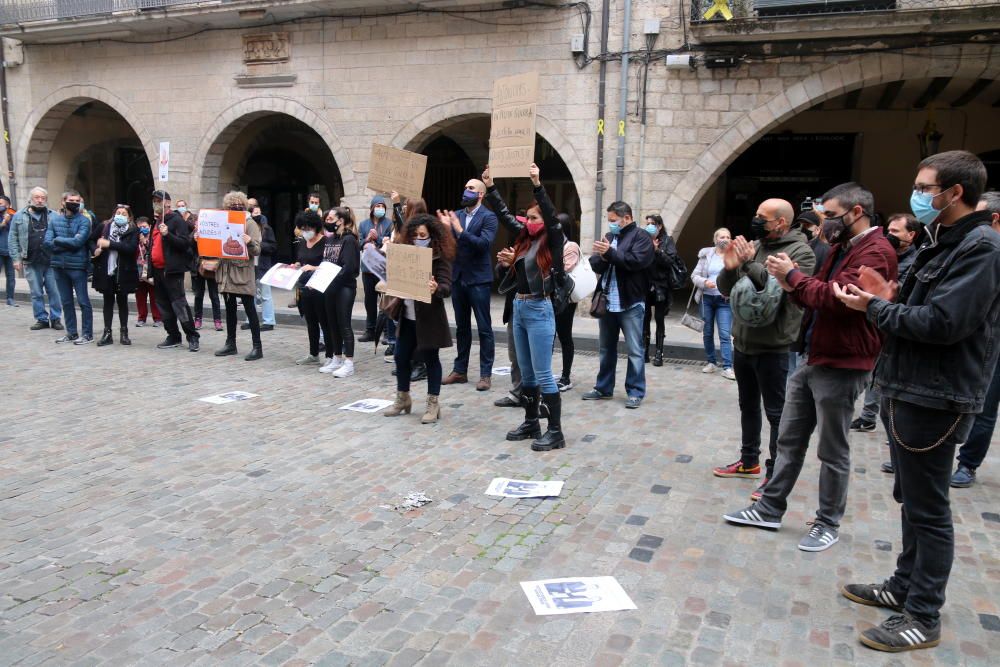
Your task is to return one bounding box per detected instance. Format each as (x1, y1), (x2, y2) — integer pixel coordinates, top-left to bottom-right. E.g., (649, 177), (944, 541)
(910, 189), (947, 226)
(139, 227), (150, 235)
(113, 214), (128, 226)
(309, 203), (319, 212)
(414, 238), (432, 247)
(608, 222), (621, 235)
(373, 206), (386, 219)
(645, 224), (657, 235)
(177, 206), (187, 215)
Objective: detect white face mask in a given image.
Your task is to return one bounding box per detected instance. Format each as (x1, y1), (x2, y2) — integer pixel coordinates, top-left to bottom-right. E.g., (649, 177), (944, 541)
(301, 230), (316, 241)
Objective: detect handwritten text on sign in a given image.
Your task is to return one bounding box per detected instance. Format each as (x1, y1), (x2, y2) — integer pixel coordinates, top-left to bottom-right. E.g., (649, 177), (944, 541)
(385, 243), (433, 304)
(367, 144), (428, 201)
(488, 72), (539, 178)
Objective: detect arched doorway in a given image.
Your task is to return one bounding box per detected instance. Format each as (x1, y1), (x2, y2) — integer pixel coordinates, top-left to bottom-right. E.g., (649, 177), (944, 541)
(23, 99), (154, 218)
(406, 115), (583, 248)
(206, 113), (344, 263)
(673, 73), (1000, 267)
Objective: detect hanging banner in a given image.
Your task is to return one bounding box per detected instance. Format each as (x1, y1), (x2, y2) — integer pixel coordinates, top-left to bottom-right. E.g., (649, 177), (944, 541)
(196, 209), (249, 260)
(158, 142), (170, 182)
(488, 72), (539, 178)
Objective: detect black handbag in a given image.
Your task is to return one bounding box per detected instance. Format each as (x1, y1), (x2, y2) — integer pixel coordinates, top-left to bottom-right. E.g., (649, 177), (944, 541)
(589, 287), (608, 318)
(550, 269), (575, 315)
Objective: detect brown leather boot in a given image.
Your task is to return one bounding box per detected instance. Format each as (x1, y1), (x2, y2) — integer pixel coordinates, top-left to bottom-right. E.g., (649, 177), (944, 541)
(421, 395), (440, 424)
(384, 391), (412, 417)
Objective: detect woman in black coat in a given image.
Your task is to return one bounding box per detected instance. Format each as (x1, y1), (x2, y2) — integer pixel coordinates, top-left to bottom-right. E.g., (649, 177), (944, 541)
(91, 205), (139, 346)
(383, 213), (455, 424)
(642, 214), (674, 367)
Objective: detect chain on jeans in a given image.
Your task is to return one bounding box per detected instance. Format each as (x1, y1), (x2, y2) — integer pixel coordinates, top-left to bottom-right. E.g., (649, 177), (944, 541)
(888, 399), (964, 453)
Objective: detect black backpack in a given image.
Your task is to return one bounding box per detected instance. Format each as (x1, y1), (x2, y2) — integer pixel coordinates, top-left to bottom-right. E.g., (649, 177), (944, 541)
(662, 236), (688, 290)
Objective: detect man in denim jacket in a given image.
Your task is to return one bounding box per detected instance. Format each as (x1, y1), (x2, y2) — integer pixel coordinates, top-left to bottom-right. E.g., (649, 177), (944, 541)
(835, 151), (1000, 653)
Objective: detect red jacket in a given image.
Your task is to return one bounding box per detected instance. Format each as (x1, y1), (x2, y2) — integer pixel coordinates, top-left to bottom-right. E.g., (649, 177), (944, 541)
(787, 227), (898, 371)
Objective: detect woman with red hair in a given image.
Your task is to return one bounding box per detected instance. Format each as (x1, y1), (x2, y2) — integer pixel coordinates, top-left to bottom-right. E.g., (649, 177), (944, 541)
(483, 163), (566, 451)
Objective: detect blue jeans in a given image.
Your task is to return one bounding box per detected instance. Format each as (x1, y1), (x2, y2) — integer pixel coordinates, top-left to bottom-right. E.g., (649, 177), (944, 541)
(512, 297), (558, 395)
(957, 360), (1000, 470)
(1, 255), (14, 301)
(24, 261), (62, 322)
(595, 303), (646, 398)
(451, 281), (494, 377)
(701, 293), (732, 369)
(386, 317), (397, 345)
(257, 280), (275, 325)
(52, 267), (93, 337)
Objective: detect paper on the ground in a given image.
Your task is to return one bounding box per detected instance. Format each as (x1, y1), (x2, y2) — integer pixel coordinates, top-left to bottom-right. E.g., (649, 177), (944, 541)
(492, 366), (512, 376)
(199, 391), (259, 405)
(305, 261), (341, 292)
(260, 262), (303, 290)
(520, 577), (637, 616)
(486, 478), (564, 498)
(339, 399), (394, 413)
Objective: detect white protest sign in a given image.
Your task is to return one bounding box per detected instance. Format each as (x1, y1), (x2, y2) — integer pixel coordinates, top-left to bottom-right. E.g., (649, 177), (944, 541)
(306, 261), (341, 292)
(260, 263), (303, 290)
(196, 209), (249, 260)
(158, 142), (170, 182)
(488, 72), (539, 178)
(520, 577), (636, 616)
(198, 391), (259, 405)
(340, 399), (394, 413)
(486, 478), (564, 498)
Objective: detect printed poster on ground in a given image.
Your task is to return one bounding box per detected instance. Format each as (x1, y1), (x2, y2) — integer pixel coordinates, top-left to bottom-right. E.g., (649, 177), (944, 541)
(520, 577), (637, 616)
(488, 71), (539, 178)
(485, 478), (564, 498)
(196, 209), (249, 260)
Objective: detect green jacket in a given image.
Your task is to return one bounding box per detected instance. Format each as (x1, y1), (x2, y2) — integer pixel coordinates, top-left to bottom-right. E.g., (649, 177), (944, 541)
(717, 229), (816, 355)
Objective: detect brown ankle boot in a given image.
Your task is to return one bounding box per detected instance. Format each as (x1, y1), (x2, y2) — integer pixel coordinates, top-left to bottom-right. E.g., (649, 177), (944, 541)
(421, 395), (440, 424)
(384, 391), (412, 417)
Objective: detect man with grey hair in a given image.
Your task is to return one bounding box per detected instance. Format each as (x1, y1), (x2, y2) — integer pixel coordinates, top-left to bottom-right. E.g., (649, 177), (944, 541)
(8, 186), (62, 330)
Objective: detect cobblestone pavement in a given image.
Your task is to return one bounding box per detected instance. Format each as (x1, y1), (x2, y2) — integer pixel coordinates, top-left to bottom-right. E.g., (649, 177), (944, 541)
(1, 305), (998, 666)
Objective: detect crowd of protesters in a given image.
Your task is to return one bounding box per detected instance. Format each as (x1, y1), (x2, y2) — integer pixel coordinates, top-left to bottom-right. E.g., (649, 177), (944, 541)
(3, 150), (999, 654)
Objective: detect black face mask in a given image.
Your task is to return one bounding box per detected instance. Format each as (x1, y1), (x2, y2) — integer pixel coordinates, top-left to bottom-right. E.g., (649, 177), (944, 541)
(323, 222), (338, 233)
(800, 225), (815, 241)
(65, 202), (81, 214)
(30, 204), (46, 212)
(252, 215), (262, 223)
(750, 216), (771, 240)
(886, 233), (902, 250)
(822, 215), (850, 245)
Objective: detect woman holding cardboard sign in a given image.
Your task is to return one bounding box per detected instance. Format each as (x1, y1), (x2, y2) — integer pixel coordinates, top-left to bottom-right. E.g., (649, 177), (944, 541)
(487, 163), (567, 452)
(383, 213), (455, 424)
(213, 191), (263, 361)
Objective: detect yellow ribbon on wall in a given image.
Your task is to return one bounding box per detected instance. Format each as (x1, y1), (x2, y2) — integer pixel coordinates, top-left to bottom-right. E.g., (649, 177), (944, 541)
(703, 0), (734, 20)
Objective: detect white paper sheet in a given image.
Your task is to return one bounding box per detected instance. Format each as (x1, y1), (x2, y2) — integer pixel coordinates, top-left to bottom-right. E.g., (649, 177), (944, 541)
(520, 577), (637, 616)
(486, 478), (564, 498)
(198, 391), (259, 405)
(492, 366), (512, 376)
(260, 263), (303, 290)
(339, 399), (394, 413)
(305, 261), (341, 292)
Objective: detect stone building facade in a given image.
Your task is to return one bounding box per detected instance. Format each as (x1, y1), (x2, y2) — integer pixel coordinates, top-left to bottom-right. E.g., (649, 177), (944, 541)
(1, 0), (998, 266)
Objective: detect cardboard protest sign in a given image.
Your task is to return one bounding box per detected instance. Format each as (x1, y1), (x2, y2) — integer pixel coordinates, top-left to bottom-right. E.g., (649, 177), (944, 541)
(385, 243), (433, 304)
(196, 209), (249, 260)
(488, 71), (539, 178)
(260, 263), (303, 290)
(367, 144), (428, 200)
(520, 577), (636, 616)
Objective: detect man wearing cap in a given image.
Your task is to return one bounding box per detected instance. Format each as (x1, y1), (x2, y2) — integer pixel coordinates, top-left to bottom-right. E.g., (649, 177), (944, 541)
(794, 209), (830, 269)
(150, 190), (199, 351)
(713, 199), (815, 502)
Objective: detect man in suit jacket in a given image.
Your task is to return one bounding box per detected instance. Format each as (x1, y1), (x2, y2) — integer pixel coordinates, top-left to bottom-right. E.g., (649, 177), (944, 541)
(441, 178), (498, 391)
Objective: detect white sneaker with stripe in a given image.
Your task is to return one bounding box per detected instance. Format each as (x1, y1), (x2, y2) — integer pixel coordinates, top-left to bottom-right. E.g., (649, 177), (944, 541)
(722, 504), (782, 529)
(798, 521), (839, 552)
(859, 613), (940, 652)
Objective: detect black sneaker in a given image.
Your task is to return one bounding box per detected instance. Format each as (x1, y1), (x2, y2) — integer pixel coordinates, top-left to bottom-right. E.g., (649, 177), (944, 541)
(240, 322), (251, 330)
(494, 394), (521, 408)
(55, 334), (79, 344)
(722, 503), (781, 529)
(188, 338), (200, 352)
(860, 613), (940, 652)
(880, 460), (894, 474)
(842, 581), (906, 612)
(156, 337), (182, 349)
(850, 417), (877, 432)
(51, 319), (64, 331)
(30, 320), (50, 330)
(260, 324), (274, 331)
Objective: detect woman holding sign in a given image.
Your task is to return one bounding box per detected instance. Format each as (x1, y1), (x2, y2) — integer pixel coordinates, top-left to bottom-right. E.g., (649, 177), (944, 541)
(320, 207), (361, 378)
(487, 163), (566, 452)
(292, 210), (329, 367)
(214, 191), (264, 361)
(383, 213), (455, 424)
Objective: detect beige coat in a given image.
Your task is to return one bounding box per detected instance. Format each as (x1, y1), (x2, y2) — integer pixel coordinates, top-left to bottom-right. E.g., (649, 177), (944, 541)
(217, 217), (262, 296)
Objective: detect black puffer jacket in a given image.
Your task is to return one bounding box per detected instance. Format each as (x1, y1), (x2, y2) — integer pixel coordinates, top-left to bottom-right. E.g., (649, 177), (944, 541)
(645, 230), (677, 305)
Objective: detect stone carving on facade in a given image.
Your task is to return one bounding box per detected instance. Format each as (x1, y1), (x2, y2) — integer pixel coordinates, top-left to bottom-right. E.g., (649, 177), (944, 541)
(243, 33), (290, 64)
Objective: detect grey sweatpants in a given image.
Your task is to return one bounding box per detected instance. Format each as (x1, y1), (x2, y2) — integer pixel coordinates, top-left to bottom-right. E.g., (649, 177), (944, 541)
(757, 363), (869, 529)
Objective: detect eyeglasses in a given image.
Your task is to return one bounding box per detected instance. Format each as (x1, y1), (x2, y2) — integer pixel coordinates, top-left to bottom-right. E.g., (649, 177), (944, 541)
(912, 183), (944, 195)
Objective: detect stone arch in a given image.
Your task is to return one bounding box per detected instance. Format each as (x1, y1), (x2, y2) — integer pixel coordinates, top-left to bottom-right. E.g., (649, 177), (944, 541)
(389, 97), (593, 228)
(661, 49), (1000, 239)
(14, 85), (157, 204)
(190, 97), (357, 204)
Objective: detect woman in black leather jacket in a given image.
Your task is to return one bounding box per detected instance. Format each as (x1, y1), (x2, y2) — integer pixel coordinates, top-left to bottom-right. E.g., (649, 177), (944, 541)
(642, 214), (674, 367)
(487, 163), (566, 452)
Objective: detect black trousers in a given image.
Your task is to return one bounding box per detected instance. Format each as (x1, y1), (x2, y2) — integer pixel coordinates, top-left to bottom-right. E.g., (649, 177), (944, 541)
(101, 286), (130, 330)
(153, 269), (198, 342)
(884, 397), (975, 626)
(191, 272), (221, 321)
(300, 288), (328, 357)
(734, 349), (790, 477)
(395, 317), (442, 395)
(224, 293), (260, 348)
(325, 285), (356, 358)
(643, 294), (669, 344)
(361, 272), (379, 331)
(554, 303), (576, 380)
